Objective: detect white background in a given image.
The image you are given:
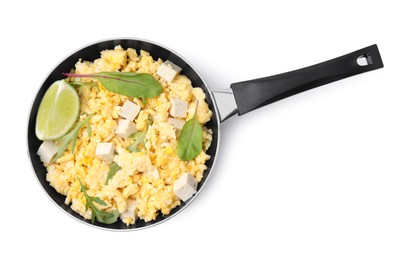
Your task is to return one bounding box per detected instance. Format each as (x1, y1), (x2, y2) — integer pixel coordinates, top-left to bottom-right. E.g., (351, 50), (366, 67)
(1, 0), (397, 259)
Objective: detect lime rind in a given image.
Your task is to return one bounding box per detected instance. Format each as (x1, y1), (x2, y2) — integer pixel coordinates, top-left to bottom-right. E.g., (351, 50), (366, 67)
(35, 80), (80, 140)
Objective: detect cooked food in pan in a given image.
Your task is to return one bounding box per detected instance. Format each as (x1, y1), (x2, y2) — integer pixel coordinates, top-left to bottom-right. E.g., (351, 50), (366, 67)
(35, 46), (213, 225)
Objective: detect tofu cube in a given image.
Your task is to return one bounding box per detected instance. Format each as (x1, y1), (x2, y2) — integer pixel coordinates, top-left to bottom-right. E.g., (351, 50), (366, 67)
(169, 98), (188, 118)
(156, 60), (182, 83)
(173, 172), (198, 202)
(121, 201), (138, 224)
(119, 100), (140, 121)
(37, 141), (58, 164)
(95, 142), (114, 163)
(115, 119), (137, 138)
(168, 117), (185, 130)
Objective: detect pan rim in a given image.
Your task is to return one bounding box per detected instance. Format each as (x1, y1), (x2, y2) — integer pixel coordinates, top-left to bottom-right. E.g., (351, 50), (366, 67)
(26, 37), (221, 231)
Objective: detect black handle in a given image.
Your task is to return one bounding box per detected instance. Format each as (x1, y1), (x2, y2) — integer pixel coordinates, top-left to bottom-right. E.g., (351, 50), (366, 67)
(230, 44), (384, 115)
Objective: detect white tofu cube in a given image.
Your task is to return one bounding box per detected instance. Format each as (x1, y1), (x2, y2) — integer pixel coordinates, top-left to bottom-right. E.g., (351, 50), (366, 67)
(169, 98), (188, 118)
(115, 119), (137, 138)
(121, 200), (137, 224)
(168, 117), (185, 130)
(173, 172), (198, 202)
(156, 60), (182, 83)
(95, 142), (114, 163)
(119, 100), (140, 121)
(37, 141), (58, 164)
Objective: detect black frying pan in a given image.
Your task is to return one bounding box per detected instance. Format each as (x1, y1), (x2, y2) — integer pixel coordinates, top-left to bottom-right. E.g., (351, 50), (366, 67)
(27, 38), (383, 230)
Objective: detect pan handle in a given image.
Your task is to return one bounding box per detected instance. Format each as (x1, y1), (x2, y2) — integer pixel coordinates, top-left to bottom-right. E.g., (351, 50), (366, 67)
(230, 44), (384, 116)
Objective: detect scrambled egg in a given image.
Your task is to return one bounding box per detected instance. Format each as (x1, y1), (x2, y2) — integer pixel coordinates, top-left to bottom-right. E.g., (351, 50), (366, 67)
(46, 46), (213, 225)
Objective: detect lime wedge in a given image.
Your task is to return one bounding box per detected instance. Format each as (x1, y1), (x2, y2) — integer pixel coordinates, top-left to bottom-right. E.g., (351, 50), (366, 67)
(35, 80), (80, 140)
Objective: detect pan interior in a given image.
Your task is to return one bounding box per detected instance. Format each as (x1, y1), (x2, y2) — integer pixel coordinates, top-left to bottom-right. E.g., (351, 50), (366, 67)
(27, 39), (219, 230)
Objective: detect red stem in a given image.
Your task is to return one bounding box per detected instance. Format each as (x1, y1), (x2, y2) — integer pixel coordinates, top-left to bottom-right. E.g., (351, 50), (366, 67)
(63, 73), (96, 78)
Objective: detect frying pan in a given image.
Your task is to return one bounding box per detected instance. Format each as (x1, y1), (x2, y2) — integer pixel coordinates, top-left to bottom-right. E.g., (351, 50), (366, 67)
(27, 38), (384, 231)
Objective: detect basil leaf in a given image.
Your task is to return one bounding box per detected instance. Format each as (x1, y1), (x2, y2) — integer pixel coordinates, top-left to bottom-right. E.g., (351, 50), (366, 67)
(105, 162), (121, 185)
(63, 72), (162, 98)
(177, 102), (202, 161)
(77, 177), (120, 225)
(51, 115), (93, 163)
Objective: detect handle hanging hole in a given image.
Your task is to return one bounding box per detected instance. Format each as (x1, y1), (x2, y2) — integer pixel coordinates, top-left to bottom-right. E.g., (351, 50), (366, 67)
(357, 53), (373, 66)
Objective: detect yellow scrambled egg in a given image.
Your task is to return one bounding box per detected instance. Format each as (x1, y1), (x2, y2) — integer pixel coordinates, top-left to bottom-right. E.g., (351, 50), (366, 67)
(45, 46), (213, 225)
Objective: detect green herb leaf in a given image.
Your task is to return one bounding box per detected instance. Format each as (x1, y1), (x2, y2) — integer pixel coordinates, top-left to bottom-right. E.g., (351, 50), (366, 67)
(91, 197), (107, 206)
(51, 115), (93, 163)
(63, 72), (162, 98)
(68, 81), (98, 94)
(127, 116), (153, 153)
(87, 123), (92, 136)
(77, 177), (119, 224)
(68, 81), (98, 88)
(177, 101), (202, 161)
(128, 132), (141, 139)
(105, 162), (121, 185)
(127, 131), (147, 152)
